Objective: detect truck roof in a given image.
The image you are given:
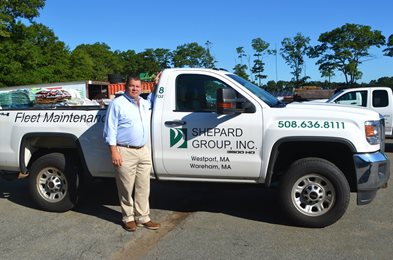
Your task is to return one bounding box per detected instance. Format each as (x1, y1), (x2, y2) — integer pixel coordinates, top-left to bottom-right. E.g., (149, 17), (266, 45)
(164, 68), (231, 76)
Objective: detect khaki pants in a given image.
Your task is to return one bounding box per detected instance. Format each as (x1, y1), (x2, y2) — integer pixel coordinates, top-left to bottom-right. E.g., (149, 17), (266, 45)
(115, 145), (152, 223)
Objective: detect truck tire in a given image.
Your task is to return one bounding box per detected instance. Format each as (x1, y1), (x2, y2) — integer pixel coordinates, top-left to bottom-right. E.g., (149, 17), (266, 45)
(28, 153), (79, 212)
(280, 158), (350, 228)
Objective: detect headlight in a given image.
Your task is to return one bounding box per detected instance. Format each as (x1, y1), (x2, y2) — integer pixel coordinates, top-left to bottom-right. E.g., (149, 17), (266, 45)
(365, 120), (381, 145)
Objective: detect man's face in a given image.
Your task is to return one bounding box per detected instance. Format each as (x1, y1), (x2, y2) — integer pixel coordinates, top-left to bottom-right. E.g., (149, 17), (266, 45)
(126, 79), (142, 99)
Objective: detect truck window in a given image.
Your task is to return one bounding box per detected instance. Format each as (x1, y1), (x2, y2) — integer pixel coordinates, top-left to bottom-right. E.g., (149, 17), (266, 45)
(335, 90), (367, 107)
(372, 90), (388, 108)
(175, 74), (229, 112)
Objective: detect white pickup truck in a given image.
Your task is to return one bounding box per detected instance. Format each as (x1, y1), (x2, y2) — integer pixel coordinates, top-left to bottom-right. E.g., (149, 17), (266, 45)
(0, 68), (390, 227)
(321, 87), (393, 136)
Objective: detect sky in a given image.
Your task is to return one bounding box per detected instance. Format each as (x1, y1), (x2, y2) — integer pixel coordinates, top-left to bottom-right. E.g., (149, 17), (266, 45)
(35, 0), (393, 84)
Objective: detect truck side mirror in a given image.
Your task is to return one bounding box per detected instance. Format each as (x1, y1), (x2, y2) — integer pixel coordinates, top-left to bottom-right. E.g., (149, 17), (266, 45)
(216, 88), (254, 114)
(216, 88), (237, 114)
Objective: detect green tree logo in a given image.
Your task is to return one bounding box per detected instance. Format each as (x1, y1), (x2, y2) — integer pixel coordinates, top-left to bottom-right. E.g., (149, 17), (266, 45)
(170, 128), (187, 148)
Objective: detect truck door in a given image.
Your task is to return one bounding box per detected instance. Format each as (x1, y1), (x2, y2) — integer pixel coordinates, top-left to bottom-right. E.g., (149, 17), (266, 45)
(153, 72), (263, 180)
(371, 89), (392, 134)
(334, 90), (367, 106)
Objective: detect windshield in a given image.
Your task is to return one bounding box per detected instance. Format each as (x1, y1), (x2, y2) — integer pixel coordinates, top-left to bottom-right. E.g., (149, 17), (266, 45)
(226, 74), (285, 107)
(327, 89), (344, 102)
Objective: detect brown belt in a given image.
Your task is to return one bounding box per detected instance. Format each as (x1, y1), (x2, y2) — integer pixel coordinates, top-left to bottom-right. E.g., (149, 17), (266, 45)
(117, 144), (144, 149)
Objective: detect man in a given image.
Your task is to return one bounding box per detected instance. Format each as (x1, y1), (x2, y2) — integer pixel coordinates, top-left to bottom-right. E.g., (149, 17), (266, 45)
(103, 76), (160, 232)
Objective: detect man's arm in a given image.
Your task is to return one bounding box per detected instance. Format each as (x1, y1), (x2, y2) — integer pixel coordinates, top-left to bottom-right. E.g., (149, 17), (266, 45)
(109, 145), (122, 167)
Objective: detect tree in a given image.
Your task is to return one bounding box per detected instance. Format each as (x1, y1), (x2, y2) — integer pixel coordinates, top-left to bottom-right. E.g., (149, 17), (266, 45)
(384, 34), (393, 57)
(172, 42), (211, 68)
(152, 48), (173, 70)
(310, 23), (385, 84)
(68, 48), (95, 81)
(369, 76), (393, 88)
(280, 33), (310, 87)
(72, 43), (122, 81)
(251, 38), (270, 86)
(233, 46), (249, 80)
(0, 0), (45, 37)
(116, 48), (166, 78)
(203, 40), (216, 68)
(117, 49), (138, 77)
(138, 48), (163, 75)
(319, 62), (336, 83)
(266, 80), (277, 92)
(0, 22), (70, 86)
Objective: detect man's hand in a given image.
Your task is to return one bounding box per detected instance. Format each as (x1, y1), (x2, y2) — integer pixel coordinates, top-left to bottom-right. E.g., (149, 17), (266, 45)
(155, 71), (162, 85)
(110, 146), (122, 167)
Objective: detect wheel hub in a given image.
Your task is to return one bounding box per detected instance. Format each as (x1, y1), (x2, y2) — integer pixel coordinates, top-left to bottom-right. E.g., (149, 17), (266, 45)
(302, 184), (324, 204)
(291, 174), (336, 217)
(36, 167), (68, 203)
(45, 175), (63, 193)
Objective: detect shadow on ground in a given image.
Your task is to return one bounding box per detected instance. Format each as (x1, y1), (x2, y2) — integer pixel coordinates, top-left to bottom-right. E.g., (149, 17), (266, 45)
(0, 175), (290, 226)
(385, 142), (393, 153)
(74, 178), (289, 226)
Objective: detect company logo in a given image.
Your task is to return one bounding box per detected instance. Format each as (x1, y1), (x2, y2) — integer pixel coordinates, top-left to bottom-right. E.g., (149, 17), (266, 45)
(170, 128), (187, 148)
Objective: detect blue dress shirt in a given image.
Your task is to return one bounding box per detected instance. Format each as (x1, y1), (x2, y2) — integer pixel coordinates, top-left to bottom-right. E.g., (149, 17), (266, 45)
(103, 94), (150, 147)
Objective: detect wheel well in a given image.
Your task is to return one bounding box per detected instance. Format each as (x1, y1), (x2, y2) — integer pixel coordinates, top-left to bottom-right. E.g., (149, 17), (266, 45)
(21, 134), (91, 181)
(269, 140), (357, 191)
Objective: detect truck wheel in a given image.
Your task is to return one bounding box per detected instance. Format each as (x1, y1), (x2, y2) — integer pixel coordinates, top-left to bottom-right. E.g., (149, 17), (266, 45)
(28, 153), (79, 212)
(280, 158), (350, 228)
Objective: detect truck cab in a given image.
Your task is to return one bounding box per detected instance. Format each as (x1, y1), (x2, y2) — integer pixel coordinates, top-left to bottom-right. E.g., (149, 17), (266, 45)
(327, 87), (393, 136)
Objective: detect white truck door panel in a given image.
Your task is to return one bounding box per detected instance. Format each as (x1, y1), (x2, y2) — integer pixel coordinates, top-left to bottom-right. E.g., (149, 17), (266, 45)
(153, 72), (263, 179)
(161, 112), (262, 179)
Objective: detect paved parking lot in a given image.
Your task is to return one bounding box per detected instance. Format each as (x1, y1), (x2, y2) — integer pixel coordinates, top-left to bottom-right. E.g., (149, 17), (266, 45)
(1, 142), (393, 259)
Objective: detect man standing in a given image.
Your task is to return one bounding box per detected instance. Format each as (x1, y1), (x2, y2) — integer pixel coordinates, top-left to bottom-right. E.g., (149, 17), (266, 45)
(103, 76), (160, 232)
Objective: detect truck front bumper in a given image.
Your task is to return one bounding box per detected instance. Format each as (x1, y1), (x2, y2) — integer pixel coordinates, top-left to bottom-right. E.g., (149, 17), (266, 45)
(353, 152), (390, 205)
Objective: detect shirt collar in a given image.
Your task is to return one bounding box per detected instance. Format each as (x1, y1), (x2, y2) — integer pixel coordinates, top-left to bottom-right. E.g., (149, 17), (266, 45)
(123, 93), (140, 104)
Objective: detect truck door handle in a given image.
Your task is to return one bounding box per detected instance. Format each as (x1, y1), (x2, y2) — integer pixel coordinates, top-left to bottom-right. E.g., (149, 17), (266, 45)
(165, 120), (186, 127)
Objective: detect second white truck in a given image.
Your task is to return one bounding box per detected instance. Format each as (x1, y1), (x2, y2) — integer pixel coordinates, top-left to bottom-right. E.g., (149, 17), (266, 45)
(0, 68), (390, 228)
(319, 87), (393, 136)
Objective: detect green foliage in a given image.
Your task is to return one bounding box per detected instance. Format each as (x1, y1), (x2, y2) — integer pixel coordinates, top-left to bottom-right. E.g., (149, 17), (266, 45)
(384, 34), (393, 57)
(319, 62), (336, 83)
(116, 48), (163, 78)
(0, 0), (45, 37)
(203, 41), (216, 69)
(0, 22), (70, 86)
(136, 49), (162, 75)
(233, 64), (249, 80)
(116, 49), (137, 77)
(280, 33), (310, 87)
(265, 80), (278, 92)
(151, 48), (173, 70)
(251, 37), (269, 86)
(68, 48), (95, 81)
(312, 23), (386, 84)
(369, 76), (393, 88)
(1, 2), (392, 91)
(172, 42), (214, 68)
(233, 47), (249, 80)
(72, 43), (122, 81)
